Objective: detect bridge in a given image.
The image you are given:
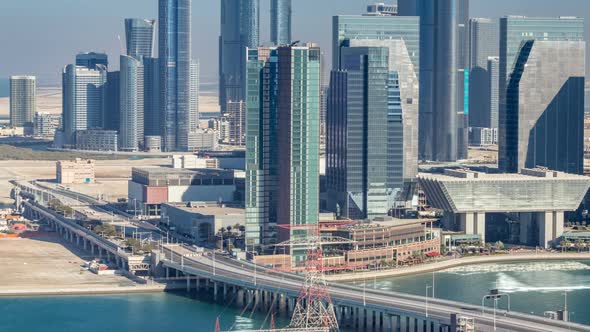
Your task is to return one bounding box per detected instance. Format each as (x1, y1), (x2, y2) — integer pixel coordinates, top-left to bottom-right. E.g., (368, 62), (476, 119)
(156, 248), (590, 332)
(15, 182), (152, 274)
(12, 181), (590, 332)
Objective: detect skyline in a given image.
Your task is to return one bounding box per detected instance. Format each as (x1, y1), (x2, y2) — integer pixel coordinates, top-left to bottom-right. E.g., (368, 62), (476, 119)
(1, 0), (589, 86)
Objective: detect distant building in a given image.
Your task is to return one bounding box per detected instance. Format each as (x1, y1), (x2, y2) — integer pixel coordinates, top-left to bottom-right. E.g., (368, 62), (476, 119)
(499, 40), (585, 174)
(161, 203), (245, 244)
(468, 18), (499, 128)
(219, 0), (259, 113)
(125, 18), (156, 60)
(9, 76), (36, 128)
(245, 45), (320, 253)
(62, 65), (107, 145)
(270, 0), (291, 45)
(75, 52), (108, 70)
(144, 135), (162, 153)
(128, 167), (240, 215)
(143, 57), (160, 138)
(469, 127), (497, 146)
(159, 0), (192, 152)
(226, 101), (245, 146)
(487, 56), (500, 129)
(365, 2), (397, 16)
(172, 155), (219, 169)
(34, 112), (61, 139)
(119, 55), (144, 152)
(398, 0), (470, 162)
(75, 129), (118, 151)
(188, 129), (219, 151)
(190, 60), (200, 132)
(103, 71), (120, 131)
(56, 158), (95, 184)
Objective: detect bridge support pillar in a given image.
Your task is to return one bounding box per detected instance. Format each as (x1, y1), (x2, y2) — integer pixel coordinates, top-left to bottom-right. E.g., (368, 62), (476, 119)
(196, 277), (200, 290)
(367, 309), (374, 329)
(246, 290), (253, 309)
(83, 238), (87, 250)
(223, 283), (227, 299)
(98, 248), (103, 260)
(278, 294), (286, 315)
(91, 244), (95, 256)
(186, 275), (190, 292)
(236, 289), (244, 307)
(76, 235), (80, 246)
(165, 267), (169, 279)
(213, 282), (218, 300)
(400, 315), (408, 332)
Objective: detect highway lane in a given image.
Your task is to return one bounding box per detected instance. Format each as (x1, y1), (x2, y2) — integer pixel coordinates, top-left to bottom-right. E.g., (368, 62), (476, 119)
(161, 250), (590, 332)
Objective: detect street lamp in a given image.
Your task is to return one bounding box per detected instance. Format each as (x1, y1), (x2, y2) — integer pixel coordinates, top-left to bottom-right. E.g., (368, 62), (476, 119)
(482, 289), (511, 331)
(425, 285), (433, 317)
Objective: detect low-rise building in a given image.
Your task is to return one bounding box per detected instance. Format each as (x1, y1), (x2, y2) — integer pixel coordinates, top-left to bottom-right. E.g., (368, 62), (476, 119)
(0, 126), (25, 137)
(188, 129), (219, 151)
(172, 155), (219, 169)
(469, 127), (497, 146)
(34, 112), (61, 139)
(128, 167), (241, 216)
(75, 129), (118, 151)
(56, 158), (95, 184)
(144, 135), (162, 153)
(161, 202), (245, 244)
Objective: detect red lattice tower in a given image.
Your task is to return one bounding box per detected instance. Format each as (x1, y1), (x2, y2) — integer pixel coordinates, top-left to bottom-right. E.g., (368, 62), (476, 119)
(275, 221), (357, 332)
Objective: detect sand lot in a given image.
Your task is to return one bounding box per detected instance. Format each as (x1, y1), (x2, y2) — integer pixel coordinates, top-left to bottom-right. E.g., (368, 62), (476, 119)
(0, 158), (169, 204)
(0, 237), (134, 294)
(0, 87), (62, 119)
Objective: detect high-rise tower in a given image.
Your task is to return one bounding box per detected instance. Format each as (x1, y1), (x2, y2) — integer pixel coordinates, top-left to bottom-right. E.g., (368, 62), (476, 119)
(159, 0), (192, 152)
(9, 76), (36, 127)
(219, 0), (259, 113)
(125, 19), (156, 60)
(270, 0), (291, 45)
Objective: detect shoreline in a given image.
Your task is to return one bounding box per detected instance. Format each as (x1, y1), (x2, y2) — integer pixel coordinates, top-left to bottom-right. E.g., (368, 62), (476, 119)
(325, 252), (590, 282)
(0, 284), (169, 298)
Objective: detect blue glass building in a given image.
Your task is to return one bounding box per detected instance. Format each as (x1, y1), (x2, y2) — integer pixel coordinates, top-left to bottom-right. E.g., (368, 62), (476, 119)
(270, 0), (291, 45)
(125, 19), (156, 60)
(159, 0), (192, 152)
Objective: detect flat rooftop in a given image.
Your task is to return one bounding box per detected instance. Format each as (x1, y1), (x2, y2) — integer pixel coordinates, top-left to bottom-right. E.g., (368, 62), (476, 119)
(418, 168), (587, 182)
(164, 203), (245, 216)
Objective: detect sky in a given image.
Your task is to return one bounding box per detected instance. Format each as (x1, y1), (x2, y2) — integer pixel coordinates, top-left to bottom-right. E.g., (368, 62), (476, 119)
(1, 0), (589, 87)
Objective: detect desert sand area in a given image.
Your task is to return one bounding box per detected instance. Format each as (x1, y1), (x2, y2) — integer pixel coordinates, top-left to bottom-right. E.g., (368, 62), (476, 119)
(0, 158), (170, 204)
(0, 87), (62, 119)
(0, 237), (137, 295)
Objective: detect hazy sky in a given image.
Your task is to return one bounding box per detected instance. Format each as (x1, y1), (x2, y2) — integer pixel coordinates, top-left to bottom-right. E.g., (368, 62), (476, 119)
(1, 0), (588, 86)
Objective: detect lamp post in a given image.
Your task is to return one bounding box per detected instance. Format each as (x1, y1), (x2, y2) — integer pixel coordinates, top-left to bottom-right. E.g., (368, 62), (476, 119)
(425, 285), (432, 317)
(482, 289), (511, 331)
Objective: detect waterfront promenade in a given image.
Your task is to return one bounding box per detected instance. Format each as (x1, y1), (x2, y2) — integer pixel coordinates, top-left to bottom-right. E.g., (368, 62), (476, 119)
(326, 252), (590, 281)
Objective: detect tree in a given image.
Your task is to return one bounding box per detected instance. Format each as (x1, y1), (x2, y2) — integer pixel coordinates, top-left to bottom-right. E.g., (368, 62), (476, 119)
(494, 241), (505, 251)
(94, 224), (117, 237)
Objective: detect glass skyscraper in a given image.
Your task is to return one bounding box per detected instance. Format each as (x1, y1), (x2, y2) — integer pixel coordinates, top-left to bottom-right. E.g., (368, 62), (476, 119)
(9, 76), (36, 127)
(75, 52), (108, 70)
(62, 65), (107, 145)
(125, 19), (156, 60)
(270, 0), (291, 45)
(119, 55), (143, 152)
(219, 0), (259, 114)
(159, 0), (191, 152)
(468, 18), (499, 129)
(245, 45), (320, 256)
(498, 16), (585, 174)
(143, 58), (160, 138)
(398, 0), (469, 162)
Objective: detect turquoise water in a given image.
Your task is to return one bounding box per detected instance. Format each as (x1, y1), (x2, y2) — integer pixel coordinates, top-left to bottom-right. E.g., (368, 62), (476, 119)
(0, 292), (288, 332)
(353, 260), (590, 325)
(2, 261), (590, 331)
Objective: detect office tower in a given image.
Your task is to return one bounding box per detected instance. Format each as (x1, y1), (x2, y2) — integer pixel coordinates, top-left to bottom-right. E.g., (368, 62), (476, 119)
(219, 0), (259, 113)
(487, 57), (500, 129)
(9, 76), (36, 127)
(104, 71), (120, 131)
(245, 45), (320, 253)
(125, 19), (156, 60)
(398, 0), (469, 161)
(143, 58), (160, 137)
(327, 38), (419, 219)
(159, 0), (192, 152)
(62, 65), (107, 145)
(270, 0), (291, 45)
(500, 40), (585, 174)
(468, 18), (499, 129)
(498, 16), (585, 173)
(190, 60), (199, 132)
(76, 52), (108, 70)
(119, 55), (143, 152)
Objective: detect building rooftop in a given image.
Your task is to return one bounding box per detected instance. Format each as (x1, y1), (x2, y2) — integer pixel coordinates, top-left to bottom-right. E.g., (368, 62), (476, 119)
(164, 203), (245, 217)
(418, 168), (587, 182)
